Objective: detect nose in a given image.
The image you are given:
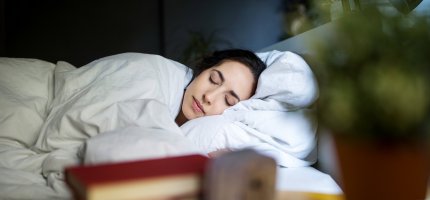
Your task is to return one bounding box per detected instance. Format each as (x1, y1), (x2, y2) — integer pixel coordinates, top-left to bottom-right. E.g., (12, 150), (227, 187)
(203, 89), (218, 105)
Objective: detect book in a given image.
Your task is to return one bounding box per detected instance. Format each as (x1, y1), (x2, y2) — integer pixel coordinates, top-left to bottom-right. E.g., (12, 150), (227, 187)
(65, 154), (209, 200)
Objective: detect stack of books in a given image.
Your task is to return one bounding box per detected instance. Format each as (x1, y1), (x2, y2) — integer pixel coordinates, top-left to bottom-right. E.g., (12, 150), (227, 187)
(65, 154), (209, 200)
(68, 150), (314, 200)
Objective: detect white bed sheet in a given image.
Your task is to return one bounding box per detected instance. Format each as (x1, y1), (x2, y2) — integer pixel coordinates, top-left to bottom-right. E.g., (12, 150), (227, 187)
(277, 166), (342, 194)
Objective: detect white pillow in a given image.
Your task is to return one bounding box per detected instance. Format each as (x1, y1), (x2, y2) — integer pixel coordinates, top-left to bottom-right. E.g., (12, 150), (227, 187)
(0, 58), (56, 146)
(180, 115), (261, 153)
(181, 109), (318, 167)
(253, 50), (319, 108)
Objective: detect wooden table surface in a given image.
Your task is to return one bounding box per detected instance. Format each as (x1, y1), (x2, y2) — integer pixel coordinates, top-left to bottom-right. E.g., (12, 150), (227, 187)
(276, 191), (344, 200)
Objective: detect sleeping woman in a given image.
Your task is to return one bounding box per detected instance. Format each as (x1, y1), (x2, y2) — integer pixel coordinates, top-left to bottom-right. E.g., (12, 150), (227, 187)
(1, 48), (319, 199)
(176, 49), (266, 126)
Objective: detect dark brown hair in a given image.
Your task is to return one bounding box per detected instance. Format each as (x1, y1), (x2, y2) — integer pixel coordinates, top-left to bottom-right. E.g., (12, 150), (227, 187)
(192, 49), (266, 82)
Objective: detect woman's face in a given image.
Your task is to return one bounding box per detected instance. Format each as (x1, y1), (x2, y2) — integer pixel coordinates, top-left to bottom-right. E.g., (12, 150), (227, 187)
(181, 60), (255, 120)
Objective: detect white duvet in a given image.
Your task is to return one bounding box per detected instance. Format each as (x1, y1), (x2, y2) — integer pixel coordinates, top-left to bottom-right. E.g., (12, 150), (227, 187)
(0, 53), (200, 199)
(0, 51), (322, 199)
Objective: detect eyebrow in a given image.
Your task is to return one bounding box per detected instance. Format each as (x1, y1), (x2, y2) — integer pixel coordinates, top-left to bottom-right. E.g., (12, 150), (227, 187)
(213, 69), (241, 101)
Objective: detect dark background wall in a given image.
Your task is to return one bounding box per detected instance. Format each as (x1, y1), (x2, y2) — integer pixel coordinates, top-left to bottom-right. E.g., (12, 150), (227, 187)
(0, 0), (5, 56)
(0, 0), (284, 66)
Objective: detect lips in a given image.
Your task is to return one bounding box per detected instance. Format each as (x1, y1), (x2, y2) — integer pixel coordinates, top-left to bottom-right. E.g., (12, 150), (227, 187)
(192, 97), (205, 114)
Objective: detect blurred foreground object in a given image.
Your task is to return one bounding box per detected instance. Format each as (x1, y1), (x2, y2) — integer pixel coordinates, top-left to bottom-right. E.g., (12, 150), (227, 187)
(389, 0), (423, 14)
(312, 3), (430, 200)
(66, 150), (277, 200)
(205, 149), (277, 200)
(66, 155), (208, 200)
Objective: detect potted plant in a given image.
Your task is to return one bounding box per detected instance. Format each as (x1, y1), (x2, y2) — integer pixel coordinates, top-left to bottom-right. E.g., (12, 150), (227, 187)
(312, 6), (430, 200)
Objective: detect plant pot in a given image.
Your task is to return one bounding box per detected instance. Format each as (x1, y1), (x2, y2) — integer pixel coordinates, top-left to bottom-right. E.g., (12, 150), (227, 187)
(334, 136), (430, 200)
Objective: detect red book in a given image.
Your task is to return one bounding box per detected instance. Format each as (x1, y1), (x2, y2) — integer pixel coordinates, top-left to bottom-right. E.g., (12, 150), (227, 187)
(65, 154), (209, 200)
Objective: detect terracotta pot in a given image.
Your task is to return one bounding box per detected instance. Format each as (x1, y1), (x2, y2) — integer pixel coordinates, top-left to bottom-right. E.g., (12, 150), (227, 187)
(334, 137), (430, 200)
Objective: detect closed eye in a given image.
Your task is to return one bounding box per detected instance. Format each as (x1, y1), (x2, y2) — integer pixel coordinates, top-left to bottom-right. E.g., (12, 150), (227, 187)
(209, 70), (222, 85)
(225, 94), (239, 106)
(209, 76), (218, 85)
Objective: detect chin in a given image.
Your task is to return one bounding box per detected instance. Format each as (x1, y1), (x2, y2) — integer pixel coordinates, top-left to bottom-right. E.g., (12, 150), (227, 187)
(183, 110), (196, 120)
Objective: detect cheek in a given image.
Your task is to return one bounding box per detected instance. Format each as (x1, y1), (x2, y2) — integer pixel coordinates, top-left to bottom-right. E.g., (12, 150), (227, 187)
(180, 95), (194, 120)
(238, 84), (255, 101)
(187, 77), (204, 92)
(206, 102), (229, 116)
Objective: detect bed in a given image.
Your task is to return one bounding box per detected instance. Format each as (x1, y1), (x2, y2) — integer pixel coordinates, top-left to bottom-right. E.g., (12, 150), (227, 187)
(0, 31), (341, 199)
